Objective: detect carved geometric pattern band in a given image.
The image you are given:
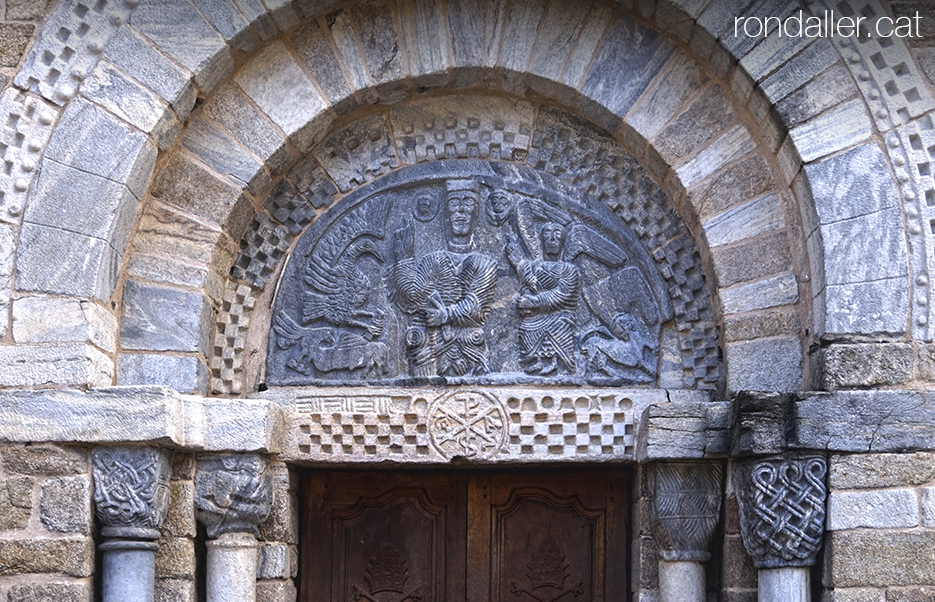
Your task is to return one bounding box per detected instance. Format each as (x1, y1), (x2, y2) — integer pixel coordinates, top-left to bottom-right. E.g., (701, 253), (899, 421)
(737, 455), (827, 569)
(288, 388), (655, 463)
(648, 461), (722, 562)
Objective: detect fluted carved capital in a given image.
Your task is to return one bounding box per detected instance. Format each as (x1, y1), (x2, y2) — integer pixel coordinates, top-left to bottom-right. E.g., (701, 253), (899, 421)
(647, 461), (722, 562)
(735, 454), (827, 569)
(195, 453), (272, 539)
(92, 446), (171, 540)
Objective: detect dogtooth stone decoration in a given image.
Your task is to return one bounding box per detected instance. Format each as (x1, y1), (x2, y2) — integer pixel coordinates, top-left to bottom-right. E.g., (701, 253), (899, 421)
(268, 161), (671, 387)
(194, 453), (273, 539)
(92, 446), (170, 539)
(647, 461), (723, 562)
(735, 454), (827, 569)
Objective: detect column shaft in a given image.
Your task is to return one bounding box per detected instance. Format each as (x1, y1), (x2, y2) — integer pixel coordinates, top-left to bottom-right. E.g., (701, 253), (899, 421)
(206, 532), (260, 602)
(658, 560), (705, 602)
(759, 567), (809, 602)
(100, 540), (158, 602)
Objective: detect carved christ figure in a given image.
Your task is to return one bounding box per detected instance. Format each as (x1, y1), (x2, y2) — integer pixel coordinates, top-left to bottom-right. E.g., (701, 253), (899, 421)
(506, 222), (581, 375)
(388, 179), (498, 377)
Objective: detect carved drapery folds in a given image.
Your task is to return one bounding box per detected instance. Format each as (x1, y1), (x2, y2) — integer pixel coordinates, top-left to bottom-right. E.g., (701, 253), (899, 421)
(647, 462), (722, 562)
(195, 453), (273, 538)
(735, 455), (827, 569)
(92, 446), (171, 539)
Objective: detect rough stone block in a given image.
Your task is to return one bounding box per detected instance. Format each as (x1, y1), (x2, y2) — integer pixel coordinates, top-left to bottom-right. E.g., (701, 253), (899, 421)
(825, 530), (935, 587)
(739, 22), (811, 81)
(120, 280), (213, 355)
(13, 297), (116, 353)
(704, 192), (785, 248)
(722, 533), (757, 588)
(6, 582), (92, 602)
(258, 486), (298, 545)
(556, 4), (612, 103)
(730, 391), (795, 456)
(162, 481), (196, 538)
(258, 543), (295, 580)
(289, 20), (354, 114)
(885, 587), (935, 602)
(15, 222), (120, 300)
(155, 536), (196, 580)
(820, 343), (913, 389)
(760, 39), (838, 103)
(828, 489), (919, 530)
(578, 13), (674, 129)
(712, 231), (792, 287)
(155, 579), (196, 602)
(0, 343), (112, 388)
(634, 399), (726, 461)
(0, 23), (33, 67)
(130, 201), (221, 268)
(104, 27), (196, 118)
(720, 273), (799, 315)
(150, 152), (248, 230)
(256, 580), (298, 602)
(526, 1), (590, 96)
(40, 476), (92, 534)
(789, 98), (873, 163)
(234, 41), (331, 153)
(6, 0), (56, 20)
(725, 337), (802, 394)
(182, 117), (267, 195)
(0, 476), (32, 530)
(821, 588), (885, 602)
(117, 354), (208, 395)
(0, 537), (94, 576)
(1, 444), (87, 476)
(200, 399), (287, 453)
(831, 452), (935, 489)
(130, 0), (233, 92)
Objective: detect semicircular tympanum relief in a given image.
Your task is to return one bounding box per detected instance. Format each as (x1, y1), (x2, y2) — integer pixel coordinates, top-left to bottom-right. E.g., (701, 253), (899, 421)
(267, 161), (674, 387)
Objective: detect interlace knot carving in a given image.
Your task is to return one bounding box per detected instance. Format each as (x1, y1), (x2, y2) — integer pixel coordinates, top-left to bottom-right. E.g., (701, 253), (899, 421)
(738, 456), (827, 569)
(92, 447), (170, 538)
(354, 545), (422, 602)
(510, 536), (584, 602)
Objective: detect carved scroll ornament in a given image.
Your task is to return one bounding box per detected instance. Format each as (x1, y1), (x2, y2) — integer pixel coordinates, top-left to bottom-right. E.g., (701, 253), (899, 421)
(647, 461), (722, 562)
(92, 446), (171, 539)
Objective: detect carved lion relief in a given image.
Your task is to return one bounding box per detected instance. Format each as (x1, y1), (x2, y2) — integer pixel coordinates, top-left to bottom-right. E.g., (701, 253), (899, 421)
(267, 162), (672, 387)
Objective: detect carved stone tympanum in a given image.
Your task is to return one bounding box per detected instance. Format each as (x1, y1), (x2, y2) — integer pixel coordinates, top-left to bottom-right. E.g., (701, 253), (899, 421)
(735, 455), (827, 569)
(92, 446), (171, 539)
(647, 462), (722, 562)
(268, 162), (673, 387)
(195, 454), (273, 539)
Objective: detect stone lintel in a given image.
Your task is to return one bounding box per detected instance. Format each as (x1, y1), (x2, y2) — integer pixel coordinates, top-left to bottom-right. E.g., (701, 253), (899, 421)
(0, 386), (284, 453)
(636, 399), (728, 462)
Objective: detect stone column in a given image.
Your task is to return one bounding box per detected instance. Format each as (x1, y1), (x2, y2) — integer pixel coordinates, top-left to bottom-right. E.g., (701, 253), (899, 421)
(195, 453), (273, 602)
(735, 454), (827, 602)
(647, 462), (722, 602)
(92, 446), (171, 602)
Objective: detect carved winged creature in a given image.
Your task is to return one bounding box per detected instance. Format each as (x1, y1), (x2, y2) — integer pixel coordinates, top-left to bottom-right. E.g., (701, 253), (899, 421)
(303, 238), (385, 335)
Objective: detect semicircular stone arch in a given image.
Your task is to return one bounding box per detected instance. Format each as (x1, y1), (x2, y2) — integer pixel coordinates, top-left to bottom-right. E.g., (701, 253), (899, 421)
(7, 0), (920, 394)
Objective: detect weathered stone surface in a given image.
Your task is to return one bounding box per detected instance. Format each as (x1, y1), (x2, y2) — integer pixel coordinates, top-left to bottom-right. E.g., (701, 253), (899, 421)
(256, 580), (298, 602)
(760, 39), (838, 103)
(130, 201), (222, 268)
(200, 83), (290, 175)
(13, 297), (116, 353)
(234, 40), (331, 153)
(258, 464), (298, 545)
(777, 64), (858, 129)
(885, 587), (935, 602)
(789, 99), (873, 163)
(6, 582), (92, 602)
(496, 0), (546, 93)
(704, 192), (785, 248)
(0, 23), (33, 67)
(0, 343), (112, 388)
(578, 12), (674, 129)
(150, 152), (248, 231)
(351, 0), (407, 101)
(635, 400), (726, 462)
(6, 0), (56, 19)
(917, 48), (935, 87)
(117, 354), (209, 395)
(725, 337), (802, 394)
(313, 114), (397, 192)
(822, 209), (905, 285)
(181, 117), (267, 194)
(397, 0), (449, 89)
(0, 476), (31, 530)
(825, 530), (935, 587)
(0, 537), (94, 576)
(821, 589), (885, 602)
(190, 0), (255, 52)
(675, 125), (757, 189)
(327, 8), (376, 101)
(195, 453), (272, 538)
(712, 232), (792, 288)
(120, 280), (212, 354)
(893, 3), (935, 47)
(724, 308), (801, 343)
(806, 143), (897, 225)
(820, 343), (913, 389)
(720, 273), (799, 315)
(730, 392), (795, 457)
(130, 0), (233, 92)
(689, 154), (775, 221)
(40, 476), (92, 534)
(653, 85), (736, 164)
(556, 4), (612, 103)
(922, 487), (935, 528)
(104, 27), (196, 118)
(155, 536), (196, 580)
(525, 0), (588, 95)
(831, 452), (935, 489)
(155, 579), (196, 602)
(825, 278), (909, 336)
(163, 481), (196, 538)
(828, 489), (918, 531)
(258, 543), (295, 579)
(795, 391), (935, 453)
(628, 54), (709, 141)
(1, 444), (87, 476)
(289, 19), (357, 114)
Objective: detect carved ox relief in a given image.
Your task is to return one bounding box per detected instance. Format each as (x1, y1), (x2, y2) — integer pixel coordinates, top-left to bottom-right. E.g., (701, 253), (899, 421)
(267, 162), (673, 387)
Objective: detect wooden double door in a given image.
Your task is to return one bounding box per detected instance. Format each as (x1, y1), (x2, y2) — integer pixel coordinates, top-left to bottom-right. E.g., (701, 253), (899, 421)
(300, 470), (628, 602)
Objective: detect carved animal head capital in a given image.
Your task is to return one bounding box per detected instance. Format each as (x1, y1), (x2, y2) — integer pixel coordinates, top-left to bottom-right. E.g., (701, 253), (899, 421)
(734, 454), (827, 569)
(194, 453), (273, 539)
(646, 461), (722, 562)
(92, 446), (171, 539)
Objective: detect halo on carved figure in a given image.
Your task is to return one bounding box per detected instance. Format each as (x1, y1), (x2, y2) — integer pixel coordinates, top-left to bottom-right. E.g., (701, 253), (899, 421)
(267, 161), (674, 387)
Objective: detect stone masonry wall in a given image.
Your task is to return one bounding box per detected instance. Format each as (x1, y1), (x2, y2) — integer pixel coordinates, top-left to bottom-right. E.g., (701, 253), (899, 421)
(0, 442), (93, 602)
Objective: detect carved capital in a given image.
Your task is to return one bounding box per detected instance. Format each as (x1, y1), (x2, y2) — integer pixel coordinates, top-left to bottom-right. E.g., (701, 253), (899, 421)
(647, 461), (722, 562)
(195, 453), (272, 539)
(735, 454), (827, 569)
(92, 446), (171, 539)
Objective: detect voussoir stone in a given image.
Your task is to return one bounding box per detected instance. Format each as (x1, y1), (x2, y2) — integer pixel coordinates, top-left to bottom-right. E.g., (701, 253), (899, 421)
(120, 280), (213, 355)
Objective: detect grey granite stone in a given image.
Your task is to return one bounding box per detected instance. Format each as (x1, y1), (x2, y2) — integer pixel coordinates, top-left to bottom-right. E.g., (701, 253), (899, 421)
(720, 0), (799, 60)
(130, 201), (222, 269)
(825, 278), (908, 336)
(805, 143), (899, 224)
(351, 0), (407, 102)
(7, 582), (91, 602)
(578, 12), (674, 130)
(0, 23), (33, 68)
(697, 0), (754, 36)
(13, 297), (116, 353)
(917, 47), (935, 87)
(556, 4), (612, 104)
(398, 0), (450, 89)
(15, 222), (120, 300)
(0, 537), (94, 577)
(235, 0), (278, 39)
(40, 475), (92, 534)
(831, 452), (935, 489)
(820, 343), (913, 389)
(825, 531), (935, 587)
(0, 476), (31, 530)
(0, 343), (112, 388)
(760, 40), (838, 103)
(258, 543), (294, 579)
(635, 400), (727, 462)
(828, 489), (918, 530)
(730, 391), (796, 457)
(181, 117), (266, 194)
(739, 24), (811, 82)
(724, 307), (801, 342)
(1, 444), (87, 476)
(156, 579), (196, 602)
(257, 581), (298, 602)
(234, 40), (332, 153)
(120, 280), (212, 355)
(6, 0), (56, 19)
(104, 27), (196, 118)
(289, 19), (358, 114)
(892, 3), (935, 47)
(162, 481), (197, 538)
(725, 336), (802, 394)
(720, 272), (799, 315)
(777, 64), (858, 129)
(130, 0), (233, 93)
(156, 536), (195, 579)
(117, 354), (209, 395)
(189, 0), (255, 53)
(789, 99), (874, 163)
(628, 53), (709, 141)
